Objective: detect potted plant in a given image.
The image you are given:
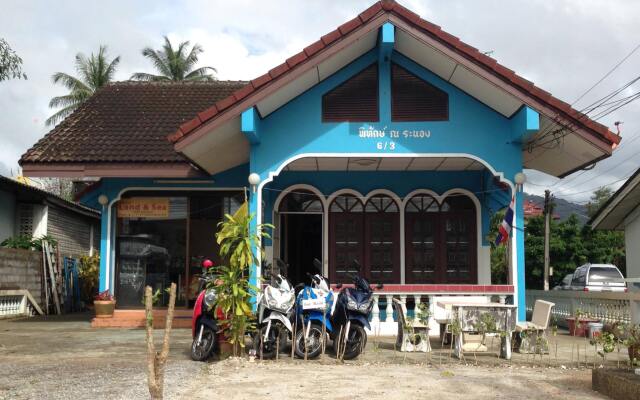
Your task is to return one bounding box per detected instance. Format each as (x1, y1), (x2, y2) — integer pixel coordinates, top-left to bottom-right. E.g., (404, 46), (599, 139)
(566, 308), (599, 337)
(619, 323), (640, 366)
(213, 202), (273, 357)
(94, 290), (116, 318)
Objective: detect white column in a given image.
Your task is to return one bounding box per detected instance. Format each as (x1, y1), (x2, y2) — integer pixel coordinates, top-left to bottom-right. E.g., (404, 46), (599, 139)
(400, 295), (408, 317)
(414, 294), (422, 313)
(371, 294), (380, 324)
(385, 295), (394, 322)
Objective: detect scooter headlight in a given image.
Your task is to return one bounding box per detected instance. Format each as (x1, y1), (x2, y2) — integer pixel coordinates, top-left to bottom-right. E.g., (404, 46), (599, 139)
(358, 297), (373, 313)
(204, 289), (216, 309)
(345, 292), (359, 311)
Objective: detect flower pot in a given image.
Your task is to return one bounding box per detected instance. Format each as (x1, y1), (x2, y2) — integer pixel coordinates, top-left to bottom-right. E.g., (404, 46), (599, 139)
(94, 300), (116, 318)
(218, 337), (234, 360)
(566, 317), (599, 337)
(629, 345), (640, 365)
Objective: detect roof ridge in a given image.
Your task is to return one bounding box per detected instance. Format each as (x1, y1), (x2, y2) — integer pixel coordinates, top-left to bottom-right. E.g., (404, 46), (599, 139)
(168, 0), (620, 149)
(106, 80), (249, 86)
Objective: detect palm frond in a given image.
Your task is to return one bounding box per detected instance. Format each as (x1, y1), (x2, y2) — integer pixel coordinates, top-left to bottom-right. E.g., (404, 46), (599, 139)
(129, 72), (171, 82)
(45, 103), (80, 126)
(48, 92), (86, 109)
(139, 47), (172, 79)
(51, 72), (90, 92)
(184, 66), (216, 81)
(184, 43), (204, 70)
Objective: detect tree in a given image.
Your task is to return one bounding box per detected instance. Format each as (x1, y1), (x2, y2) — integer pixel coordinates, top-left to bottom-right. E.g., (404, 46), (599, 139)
(131, 36), (216, 82)
(488, 209), (508, 284)
(46, 46), (120, 126)
(0, 38), (26, 81)
(586, 186), (614, 217)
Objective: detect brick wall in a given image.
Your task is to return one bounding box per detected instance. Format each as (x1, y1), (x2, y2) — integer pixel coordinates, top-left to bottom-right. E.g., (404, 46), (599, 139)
(47, 206), (99, 260)
(0, 247), (43, 306)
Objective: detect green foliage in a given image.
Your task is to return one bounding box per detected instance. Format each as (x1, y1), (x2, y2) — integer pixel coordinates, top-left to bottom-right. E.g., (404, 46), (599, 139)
(79, 253), (100, 303)
(586, 186), (614, 218)
(1, 235), (57, 251)
(524, 213), (625, 289)
(212, 202), (273, 353)
(47, 45), (120, 126)
(0, 38), (26, 81)
(1, 235), (35, 249)
(488, 209), (508, 284)
(131, 36), (216, 82)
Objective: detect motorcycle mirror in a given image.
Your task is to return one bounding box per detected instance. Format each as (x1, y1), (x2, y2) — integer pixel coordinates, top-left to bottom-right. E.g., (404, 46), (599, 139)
(312, 258), (322, 272)
(376, 283), (384, 290)
(336, 282), (343, 289)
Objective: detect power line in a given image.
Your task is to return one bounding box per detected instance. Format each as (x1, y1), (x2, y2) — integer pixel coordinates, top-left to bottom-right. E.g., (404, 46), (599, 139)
(556, 171), (634, 198)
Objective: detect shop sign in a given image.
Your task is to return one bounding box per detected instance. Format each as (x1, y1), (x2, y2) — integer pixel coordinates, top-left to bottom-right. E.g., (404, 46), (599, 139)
(358, 124), (431, 151)
(117, 197), (170, 218)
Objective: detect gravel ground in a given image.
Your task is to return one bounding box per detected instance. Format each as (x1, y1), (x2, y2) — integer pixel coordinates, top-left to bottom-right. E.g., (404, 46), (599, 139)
(0, 314), (614, 399)
(182, 358), (606, 400)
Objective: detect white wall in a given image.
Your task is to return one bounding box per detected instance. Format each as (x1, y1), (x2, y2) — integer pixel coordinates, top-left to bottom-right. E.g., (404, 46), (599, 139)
(625, 206), (640, 324)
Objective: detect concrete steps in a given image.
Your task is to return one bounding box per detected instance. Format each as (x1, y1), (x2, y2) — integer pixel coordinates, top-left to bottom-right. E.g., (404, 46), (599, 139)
(91, 309), (193, 329)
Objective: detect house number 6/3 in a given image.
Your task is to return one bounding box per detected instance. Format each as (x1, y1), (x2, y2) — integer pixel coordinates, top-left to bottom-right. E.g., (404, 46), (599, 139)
(376, 141), (396, 150)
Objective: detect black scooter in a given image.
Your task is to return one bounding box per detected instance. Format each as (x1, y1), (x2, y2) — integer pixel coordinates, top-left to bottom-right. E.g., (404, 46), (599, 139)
(331, 260), (381, 360)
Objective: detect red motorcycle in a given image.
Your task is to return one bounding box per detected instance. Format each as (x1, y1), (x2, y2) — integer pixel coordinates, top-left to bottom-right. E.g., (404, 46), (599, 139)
(190, 259), (220, 361)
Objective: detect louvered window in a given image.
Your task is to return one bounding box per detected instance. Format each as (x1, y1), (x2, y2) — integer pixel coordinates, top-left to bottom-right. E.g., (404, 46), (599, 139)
(322, 64), (379, 122)
(392, 64), (448, 121)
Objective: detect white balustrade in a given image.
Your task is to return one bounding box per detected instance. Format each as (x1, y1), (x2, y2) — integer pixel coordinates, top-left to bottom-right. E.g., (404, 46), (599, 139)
(367, 289), (513, 336)
(526, 290), (640, 328)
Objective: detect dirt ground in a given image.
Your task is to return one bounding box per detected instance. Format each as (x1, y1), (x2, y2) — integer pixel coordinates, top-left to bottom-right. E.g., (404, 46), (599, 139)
(182, 358), (605, 400)
(0, 314), (614, 399)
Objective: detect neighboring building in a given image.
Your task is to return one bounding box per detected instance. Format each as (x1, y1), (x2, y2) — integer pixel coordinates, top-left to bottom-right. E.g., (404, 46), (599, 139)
(523, 199), (559, 220)
(20, 0), (620, 322)
(0, 176), (100, 259)
(590, 168), (640, 324)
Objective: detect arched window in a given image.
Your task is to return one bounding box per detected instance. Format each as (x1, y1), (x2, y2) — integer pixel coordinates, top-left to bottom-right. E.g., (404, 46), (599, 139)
(278, 190), (323, 213)
(405, 193), (477, 284)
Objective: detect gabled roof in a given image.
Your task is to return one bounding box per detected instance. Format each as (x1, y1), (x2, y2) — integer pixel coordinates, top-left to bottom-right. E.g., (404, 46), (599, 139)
(589, 168), (640, 230)
(20, 81), (246, 173)
(169, 0), (620, 156)
(0, 175), (100, 218)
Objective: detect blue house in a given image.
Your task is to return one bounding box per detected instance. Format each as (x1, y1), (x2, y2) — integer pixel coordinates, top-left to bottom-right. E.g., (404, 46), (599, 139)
(21, 0), (619, 326)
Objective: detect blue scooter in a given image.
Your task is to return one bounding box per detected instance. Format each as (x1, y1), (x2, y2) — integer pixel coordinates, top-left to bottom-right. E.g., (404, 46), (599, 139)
(331, 260), (381, 359)
(293, 259), (334, 359)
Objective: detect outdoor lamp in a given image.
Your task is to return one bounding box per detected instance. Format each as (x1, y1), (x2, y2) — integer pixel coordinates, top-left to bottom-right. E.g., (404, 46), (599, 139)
(248, 173), (261, 193)
(98, 194), (109, 206)
(514, 172), (527, 191)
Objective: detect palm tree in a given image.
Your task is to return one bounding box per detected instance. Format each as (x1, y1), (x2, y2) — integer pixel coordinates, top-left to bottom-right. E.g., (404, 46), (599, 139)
(46, 46), (120, 126)
(131, 36), (216, 82)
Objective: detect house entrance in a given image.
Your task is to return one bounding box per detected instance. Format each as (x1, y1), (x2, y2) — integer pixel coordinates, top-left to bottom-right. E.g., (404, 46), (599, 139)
(277, 190), (323, 286)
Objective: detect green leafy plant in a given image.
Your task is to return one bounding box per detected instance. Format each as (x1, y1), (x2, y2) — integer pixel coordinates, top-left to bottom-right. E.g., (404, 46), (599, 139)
(0, 235), (57, 251)
(78, 253), (100, 303)
(1, 235), (35, 249)
(618, 323), (640, 366)
(213, 202), (273, 356)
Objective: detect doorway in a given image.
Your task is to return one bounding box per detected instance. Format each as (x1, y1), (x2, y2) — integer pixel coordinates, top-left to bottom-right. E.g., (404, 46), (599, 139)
(276, 189), (324, 286)
(280, 214), (323, 285)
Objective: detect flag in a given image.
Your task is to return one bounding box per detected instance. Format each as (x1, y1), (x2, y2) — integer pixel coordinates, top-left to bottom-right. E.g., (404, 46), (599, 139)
(495, 196), (515, 246)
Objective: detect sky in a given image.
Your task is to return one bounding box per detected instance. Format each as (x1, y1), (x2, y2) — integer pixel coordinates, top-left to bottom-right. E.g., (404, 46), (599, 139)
(1, 0), (639, 203)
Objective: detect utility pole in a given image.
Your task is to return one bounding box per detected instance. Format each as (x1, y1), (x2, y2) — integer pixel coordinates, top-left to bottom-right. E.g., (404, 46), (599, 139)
(543, 190), (551, 291)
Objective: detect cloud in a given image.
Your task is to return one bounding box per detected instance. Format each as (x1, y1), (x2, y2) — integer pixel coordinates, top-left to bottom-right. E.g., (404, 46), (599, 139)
(1, 0), (639, 203)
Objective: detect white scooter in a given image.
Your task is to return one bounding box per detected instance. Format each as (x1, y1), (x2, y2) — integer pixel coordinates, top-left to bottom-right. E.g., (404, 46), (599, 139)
(254, 259), (296, 358)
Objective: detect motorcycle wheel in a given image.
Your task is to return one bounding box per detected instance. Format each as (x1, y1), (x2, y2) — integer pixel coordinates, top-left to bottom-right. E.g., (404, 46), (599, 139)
(191, 324), (216, 361)
(333, 323), (366, 360)
(254, 323), (281, 359)
(294, 322), (325, 359)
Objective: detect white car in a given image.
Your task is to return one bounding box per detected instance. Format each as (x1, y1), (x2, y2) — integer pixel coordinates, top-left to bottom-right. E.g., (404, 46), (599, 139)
(569, 263), (626, 292)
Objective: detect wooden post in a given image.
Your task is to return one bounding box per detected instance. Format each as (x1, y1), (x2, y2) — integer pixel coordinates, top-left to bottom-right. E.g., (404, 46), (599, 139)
(145, 283), (177, 400)
(543, 190), (551, 291)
